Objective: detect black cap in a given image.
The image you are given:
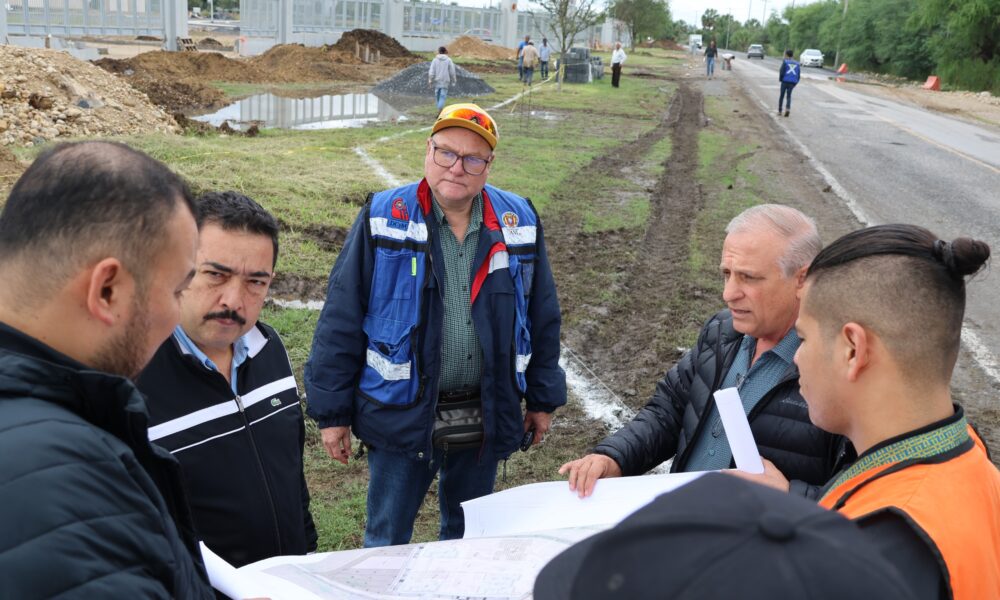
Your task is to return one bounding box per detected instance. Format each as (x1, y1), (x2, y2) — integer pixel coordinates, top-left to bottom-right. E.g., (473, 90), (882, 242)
(534, 473), (912, 600)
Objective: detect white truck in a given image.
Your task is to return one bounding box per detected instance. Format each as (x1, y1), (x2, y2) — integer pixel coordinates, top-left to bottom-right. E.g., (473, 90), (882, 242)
(688, 34), (703, 52)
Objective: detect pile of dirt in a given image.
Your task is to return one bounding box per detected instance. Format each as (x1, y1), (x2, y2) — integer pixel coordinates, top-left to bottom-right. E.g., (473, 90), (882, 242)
(0, 45), (177, 146)
(641, 39), (684, 52)
(249, 44), (367, 82)
(0, 146), (25, 194)
(448, 35), (515, 61)
(196, 37), (226, 49)
(372, 61), (495, 97)
(95, 51), (277, 112)
(331, 29), (417, 59)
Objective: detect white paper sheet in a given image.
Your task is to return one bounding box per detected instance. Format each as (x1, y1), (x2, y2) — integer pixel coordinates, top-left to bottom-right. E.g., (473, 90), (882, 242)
(461, 471), (704, 538)
(713, 387), (765, 474)
(200, 542), (268, 600)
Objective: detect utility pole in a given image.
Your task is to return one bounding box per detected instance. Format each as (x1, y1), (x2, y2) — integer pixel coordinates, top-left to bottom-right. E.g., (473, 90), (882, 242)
(746, 0), (752, 24)
(833, 0), (849, 69)
(725, 10), (732, 50)
(762, 0), (767, 23)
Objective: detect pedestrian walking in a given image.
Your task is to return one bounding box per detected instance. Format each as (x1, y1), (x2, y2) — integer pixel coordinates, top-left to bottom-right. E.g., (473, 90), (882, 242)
(429, 46), (457, 112)
(521, 41), (540, 85)
(778, 49), (800, 117)
(704, 40), (718, 78)
(611, 41), (627, 88)
(305, 103), (566, 547)
(516, 35), (530, 81)
(539, 38), (551, 80)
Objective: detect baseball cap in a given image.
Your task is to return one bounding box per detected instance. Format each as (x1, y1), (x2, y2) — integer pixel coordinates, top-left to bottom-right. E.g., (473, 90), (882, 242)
(534, 473), (913, 600)
(432, 103), (499, 150)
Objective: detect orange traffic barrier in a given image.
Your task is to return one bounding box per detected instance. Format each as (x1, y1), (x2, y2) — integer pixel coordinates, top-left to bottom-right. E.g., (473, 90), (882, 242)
(836, 63), (848, 75)
(923, 76), (941, 91)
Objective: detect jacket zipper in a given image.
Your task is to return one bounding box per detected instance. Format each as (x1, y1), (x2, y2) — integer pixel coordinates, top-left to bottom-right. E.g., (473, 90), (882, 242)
(674, 320), (732, 470)
(234, 393), (284, 555)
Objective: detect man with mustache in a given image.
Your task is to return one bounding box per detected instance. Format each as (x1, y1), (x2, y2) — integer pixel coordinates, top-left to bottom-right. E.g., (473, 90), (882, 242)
(0, 141), (213, 597)
(137, 191), (317, 567)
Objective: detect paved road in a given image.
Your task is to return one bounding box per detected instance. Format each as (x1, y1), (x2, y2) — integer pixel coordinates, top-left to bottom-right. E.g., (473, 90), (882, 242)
(729, 57), (1000, 391)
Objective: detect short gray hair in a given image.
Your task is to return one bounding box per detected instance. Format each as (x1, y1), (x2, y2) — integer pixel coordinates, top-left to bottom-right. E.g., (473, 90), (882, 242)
(725, 204), (821, 276)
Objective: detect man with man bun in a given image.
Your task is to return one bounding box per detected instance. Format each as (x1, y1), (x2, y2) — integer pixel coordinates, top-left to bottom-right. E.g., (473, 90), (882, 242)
(739, 224), (1000, 600)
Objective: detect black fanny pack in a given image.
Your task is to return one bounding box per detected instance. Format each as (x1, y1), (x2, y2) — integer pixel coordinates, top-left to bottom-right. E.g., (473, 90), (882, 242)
(433, 389), (484, 450)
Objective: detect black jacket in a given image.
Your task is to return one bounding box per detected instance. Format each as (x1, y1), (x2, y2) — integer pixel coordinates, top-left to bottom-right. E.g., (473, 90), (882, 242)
(137, 322), (317, 568)
(594, 310), (852, 496)
(0, 322), (214, 599)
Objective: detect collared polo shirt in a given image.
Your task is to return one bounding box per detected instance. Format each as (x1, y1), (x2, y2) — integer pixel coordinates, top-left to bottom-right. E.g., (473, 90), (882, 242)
(173, 325), (250, 395)
(685, 328), (800, 472)
(432, 193), (484, 393)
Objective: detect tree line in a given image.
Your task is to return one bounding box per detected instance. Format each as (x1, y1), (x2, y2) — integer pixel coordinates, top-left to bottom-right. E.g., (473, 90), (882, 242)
(681, 0), (999, 94)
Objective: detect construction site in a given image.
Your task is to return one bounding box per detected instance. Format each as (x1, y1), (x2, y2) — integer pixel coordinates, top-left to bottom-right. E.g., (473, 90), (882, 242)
(3, 17), (1000, 556)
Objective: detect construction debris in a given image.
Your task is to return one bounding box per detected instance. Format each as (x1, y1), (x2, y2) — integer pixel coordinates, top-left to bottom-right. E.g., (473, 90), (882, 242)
(0, 45), (177, 147)
(372, 62), (495, 98)
(448, 36), (516, 61)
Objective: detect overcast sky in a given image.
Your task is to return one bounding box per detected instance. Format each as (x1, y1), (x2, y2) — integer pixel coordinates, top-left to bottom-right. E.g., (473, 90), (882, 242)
(461, 0), (824, 25)
(666, 0), (820, 25)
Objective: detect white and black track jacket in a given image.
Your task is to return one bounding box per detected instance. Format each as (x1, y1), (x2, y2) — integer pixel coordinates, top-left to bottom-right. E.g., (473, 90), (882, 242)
(137, 322), (317, 568)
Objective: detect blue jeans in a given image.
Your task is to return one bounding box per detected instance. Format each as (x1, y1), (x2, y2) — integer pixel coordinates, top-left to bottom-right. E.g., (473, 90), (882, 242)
(540, 60), (548, 79)
(364, 446), (499, 547)
(706, 57), (715, 76)
(523, 67), (534, 85)
(779, 81), (796, 111)
(435, 87), (448, 111)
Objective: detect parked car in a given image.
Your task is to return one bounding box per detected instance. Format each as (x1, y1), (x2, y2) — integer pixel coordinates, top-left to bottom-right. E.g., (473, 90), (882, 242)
(463, 28), (493, 42)
(800, 48), (824, 67)
(746, 44), (765, 59)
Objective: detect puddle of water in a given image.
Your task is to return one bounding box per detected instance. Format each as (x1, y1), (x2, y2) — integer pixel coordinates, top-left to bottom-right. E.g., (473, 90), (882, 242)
(193, 92), (408, 130)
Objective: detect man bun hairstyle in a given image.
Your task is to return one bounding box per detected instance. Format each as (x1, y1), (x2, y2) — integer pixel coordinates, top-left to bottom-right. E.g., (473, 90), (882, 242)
(196, 191), (280, 268)
(805, 224), (990, 384)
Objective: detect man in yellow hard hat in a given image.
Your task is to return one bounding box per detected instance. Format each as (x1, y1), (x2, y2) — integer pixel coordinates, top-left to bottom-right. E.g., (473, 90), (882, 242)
(305, 103), (566, 546)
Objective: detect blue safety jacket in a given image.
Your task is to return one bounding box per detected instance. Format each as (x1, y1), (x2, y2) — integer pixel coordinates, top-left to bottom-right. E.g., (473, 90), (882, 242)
(305, 179), (566, 461)
(781, 59), (801, 84)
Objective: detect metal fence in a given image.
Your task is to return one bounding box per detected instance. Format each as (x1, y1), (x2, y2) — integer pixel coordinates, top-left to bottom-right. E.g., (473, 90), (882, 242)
(237, 0), (622, 55)
(4, 0), (164, 36)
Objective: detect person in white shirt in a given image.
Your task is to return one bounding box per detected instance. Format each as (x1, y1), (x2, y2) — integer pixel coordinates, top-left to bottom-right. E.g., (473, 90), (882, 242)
(611, 42), (627, 88)
(539, 38), (552, 80)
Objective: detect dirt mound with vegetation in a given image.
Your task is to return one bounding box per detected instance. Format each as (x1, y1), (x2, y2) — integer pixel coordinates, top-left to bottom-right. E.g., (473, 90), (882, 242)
(249, 44), (367, 82)
(331, 29), (418, 59)
(448, 35), (515, 61)
(94, 51), (276, 111)
(0, 45), (177, 147)
(641, 39), (684, 52)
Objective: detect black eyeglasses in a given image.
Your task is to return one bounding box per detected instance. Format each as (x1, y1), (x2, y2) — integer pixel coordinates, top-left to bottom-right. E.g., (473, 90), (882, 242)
(431, 142), (492, 176)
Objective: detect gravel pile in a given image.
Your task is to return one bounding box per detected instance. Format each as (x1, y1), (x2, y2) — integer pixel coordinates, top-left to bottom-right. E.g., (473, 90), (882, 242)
(0, 45), (178, 147)
(372, 62), (495, 97)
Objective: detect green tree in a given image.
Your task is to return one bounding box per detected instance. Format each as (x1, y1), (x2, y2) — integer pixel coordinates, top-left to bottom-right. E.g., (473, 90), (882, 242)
(537, 0), (604, 90)
(786, 0), (839, 59)
(701, 8), (720, 32)
(611, 0), (671, 48)
(914, 0), (1000, 92)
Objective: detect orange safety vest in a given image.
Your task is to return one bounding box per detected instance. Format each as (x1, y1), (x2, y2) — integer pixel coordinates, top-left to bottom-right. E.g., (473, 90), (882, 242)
(820, 423), (1000, 600)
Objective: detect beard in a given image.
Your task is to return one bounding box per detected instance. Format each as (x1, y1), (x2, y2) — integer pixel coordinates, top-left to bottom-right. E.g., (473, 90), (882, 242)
(91, 290), (154, 380)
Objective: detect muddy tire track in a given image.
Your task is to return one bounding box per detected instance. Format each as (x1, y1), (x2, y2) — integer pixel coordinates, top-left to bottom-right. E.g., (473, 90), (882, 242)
(573, 82), (708, 403)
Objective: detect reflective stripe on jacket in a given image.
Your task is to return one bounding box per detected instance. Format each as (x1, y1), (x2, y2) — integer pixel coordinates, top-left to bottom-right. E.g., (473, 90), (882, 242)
(305, 179), (566, 460)
(820, 423), (1000, 600)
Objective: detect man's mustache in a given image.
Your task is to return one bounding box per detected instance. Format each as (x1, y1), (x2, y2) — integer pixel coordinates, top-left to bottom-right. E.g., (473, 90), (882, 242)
(203, 310), (247, 326)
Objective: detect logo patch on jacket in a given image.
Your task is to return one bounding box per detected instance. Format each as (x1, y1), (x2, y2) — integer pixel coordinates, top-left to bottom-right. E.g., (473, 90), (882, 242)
(390, 197), (409, 226)
(501, 211), (519, 227)
(270, 397), (282, 407)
